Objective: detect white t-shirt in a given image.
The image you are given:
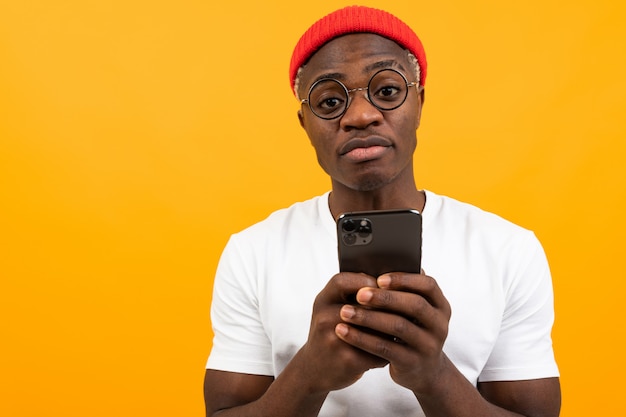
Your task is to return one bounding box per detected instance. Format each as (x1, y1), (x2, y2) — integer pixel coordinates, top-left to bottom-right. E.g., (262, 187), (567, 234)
(207, 191), (559, 416)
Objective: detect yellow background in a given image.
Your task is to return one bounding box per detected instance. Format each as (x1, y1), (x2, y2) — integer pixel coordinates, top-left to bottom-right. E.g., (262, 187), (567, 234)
(1, 1), (624, 415)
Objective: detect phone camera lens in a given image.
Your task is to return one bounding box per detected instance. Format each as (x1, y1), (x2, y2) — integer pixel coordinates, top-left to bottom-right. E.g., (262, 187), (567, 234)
(358, 219), (372, 237)
(342, 219), (357, 233)
(343, 233), (357, 245)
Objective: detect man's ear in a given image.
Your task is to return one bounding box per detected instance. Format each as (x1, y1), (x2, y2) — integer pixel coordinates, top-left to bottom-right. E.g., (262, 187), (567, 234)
(415, 87), (425, 130)
(298, 109), (305, 128)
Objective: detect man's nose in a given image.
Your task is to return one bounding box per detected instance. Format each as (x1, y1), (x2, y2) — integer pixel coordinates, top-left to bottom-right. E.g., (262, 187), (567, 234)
(340, 90), (383, 129)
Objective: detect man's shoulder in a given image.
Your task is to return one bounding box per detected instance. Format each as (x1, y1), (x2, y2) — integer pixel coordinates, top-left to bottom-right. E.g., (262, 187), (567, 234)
(233, 192), (331, 239)
(424, 190), (532, 236)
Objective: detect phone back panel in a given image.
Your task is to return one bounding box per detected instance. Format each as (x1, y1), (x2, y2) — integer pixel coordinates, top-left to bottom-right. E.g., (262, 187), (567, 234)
(337, 209), (422, 277)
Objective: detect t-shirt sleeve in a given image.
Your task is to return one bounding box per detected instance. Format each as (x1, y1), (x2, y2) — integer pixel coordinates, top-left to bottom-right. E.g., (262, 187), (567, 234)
(206, 234), (274, 376)
(479, 232), (560, 382)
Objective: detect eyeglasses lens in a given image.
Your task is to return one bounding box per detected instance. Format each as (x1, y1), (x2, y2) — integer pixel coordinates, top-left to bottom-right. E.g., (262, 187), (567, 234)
(368, 70), (408, 110)
(307, 69), (409, 120)
(308, 79), (347, 120)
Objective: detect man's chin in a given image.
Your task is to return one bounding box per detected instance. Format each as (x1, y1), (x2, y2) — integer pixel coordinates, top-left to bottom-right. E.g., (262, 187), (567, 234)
(348, 175), (391, 192)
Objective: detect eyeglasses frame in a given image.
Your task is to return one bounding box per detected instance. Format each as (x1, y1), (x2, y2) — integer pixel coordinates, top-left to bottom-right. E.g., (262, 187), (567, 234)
(300, 68), (419, 120)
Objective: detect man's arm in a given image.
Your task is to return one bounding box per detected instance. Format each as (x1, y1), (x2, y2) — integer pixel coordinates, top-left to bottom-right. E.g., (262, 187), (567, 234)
(204, 370), (273, 416)
(204, 272), (389, 417)
(203, 367), (327, 417)
(415, 357), (561, 417)
(335, 271), (561, 417)
(479, 378), (561, 417)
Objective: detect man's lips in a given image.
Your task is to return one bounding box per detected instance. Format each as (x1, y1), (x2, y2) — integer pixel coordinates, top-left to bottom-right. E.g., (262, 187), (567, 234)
(339, 137), (393, 162)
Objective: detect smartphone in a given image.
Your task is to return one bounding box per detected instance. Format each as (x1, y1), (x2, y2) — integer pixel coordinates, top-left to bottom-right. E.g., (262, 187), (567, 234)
(337, 209), (422, 277)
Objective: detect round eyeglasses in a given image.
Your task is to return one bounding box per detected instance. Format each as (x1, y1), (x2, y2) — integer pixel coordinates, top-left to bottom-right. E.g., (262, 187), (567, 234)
(300, 68), (418, 120)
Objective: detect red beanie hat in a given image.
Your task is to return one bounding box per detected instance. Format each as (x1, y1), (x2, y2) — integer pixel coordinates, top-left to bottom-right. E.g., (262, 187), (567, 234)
(289, 5), (427, 94)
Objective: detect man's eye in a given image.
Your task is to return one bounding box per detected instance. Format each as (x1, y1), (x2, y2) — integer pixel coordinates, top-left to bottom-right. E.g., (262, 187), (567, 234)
(312, 90), (345, 111)
(376, 86), (401, 98)
(319, 97), (342, 109)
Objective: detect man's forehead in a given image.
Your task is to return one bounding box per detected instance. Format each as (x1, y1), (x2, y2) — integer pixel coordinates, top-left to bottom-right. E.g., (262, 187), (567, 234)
(307, 60), (409, 84)
(302, 35), (410, 80)
(309, 33), (405, 60)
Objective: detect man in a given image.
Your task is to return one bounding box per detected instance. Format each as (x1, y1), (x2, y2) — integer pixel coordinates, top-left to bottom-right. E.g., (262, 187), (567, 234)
(204, 5), (560, 417)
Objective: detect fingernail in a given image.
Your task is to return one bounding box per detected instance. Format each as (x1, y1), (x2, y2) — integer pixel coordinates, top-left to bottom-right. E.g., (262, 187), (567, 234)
(356, 288), (373, 303)
(341, 305), (356, 319)
(377, 275), (391, 288)
(335, 323), (349, 337)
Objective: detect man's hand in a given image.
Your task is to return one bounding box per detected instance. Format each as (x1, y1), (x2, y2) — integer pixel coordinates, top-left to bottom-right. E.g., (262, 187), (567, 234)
(334, 270), (452, 394)
(293, 272), (390, 394)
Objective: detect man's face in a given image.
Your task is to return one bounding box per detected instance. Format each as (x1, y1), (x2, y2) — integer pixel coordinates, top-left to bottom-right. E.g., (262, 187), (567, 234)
(297, 33), (424, 192)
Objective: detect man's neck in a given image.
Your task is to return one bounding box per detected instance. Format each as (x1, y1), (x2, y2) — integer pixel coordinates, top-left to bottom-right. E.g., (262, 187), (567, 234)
(328, 183), (425, 220)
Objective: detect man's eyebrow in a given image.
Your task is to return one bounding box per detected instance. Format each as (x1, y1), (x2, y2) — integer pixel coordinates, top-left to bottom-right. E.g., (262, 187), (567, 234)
(364, 59), (405, 73)
(309, 60), (406, 86)
(312, 72), (345, 84)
